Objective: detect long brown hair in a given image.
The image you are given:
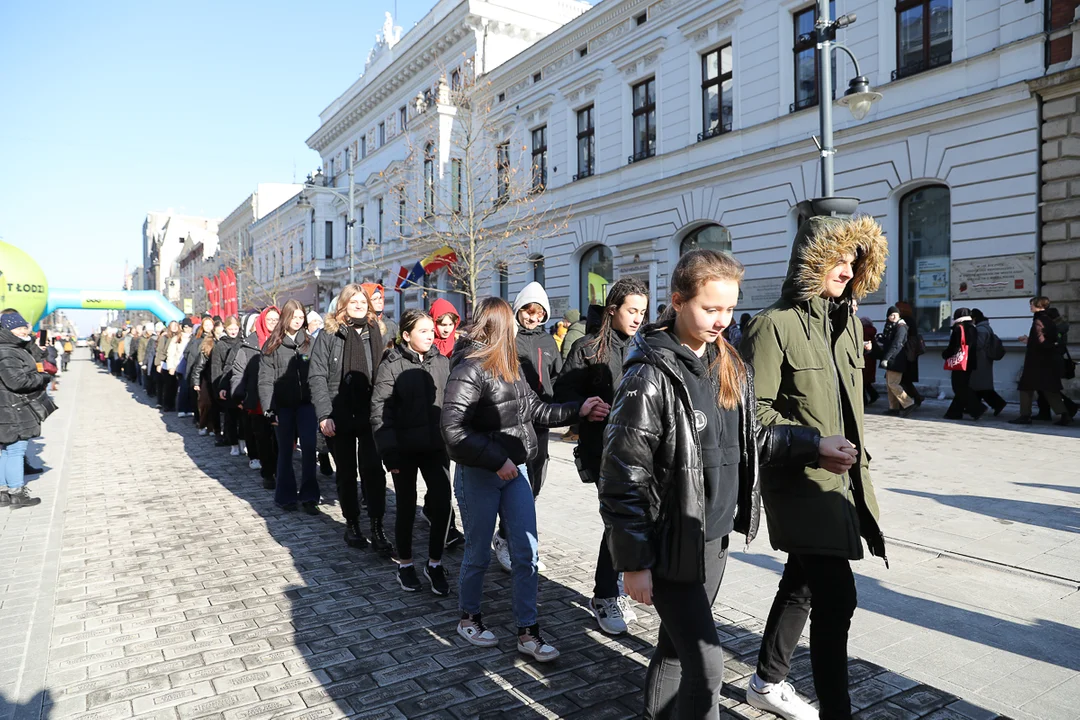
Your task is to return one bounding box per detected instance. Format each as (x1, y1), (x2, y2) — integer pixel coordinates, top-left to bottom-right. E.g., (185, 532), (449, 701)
(466, 297), (520, 383)
(659, 249), (747, 410)
(263, 299), (311, 354)
(591, 277), (649, 364)
(333, 283), (378, 327)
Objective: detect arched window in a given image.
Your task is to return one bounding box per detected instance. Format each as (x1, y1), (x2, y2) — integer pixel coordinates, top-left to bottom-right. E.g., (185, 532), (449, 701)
(423, 143), (436, 217)
(679, 224), (732, 255)
(899, 185), (951, 334)
(579, 245), (613, 308)
(529, 254), (546, 286)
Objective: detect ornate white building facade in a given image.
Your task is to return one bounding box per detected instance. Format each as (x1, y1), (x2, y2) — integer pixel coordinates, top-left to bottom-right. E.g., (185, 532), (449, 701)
(301, 0), (1057, 394)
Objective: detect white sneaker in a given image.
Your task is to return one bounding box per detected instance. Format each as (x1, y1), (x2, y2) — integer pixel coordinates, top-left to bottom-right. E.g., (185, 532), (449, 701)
(177, 412), (185, 418)
(536, 557), (547, 572)
(589, 597), (627, 636)
(616, 595), (637, 624)
(517, 628), (559, 662)
(230, 446), (240, 456)
(198, 428), (208, 436)
(249, 459), (262, 470)
(746, 674), (819, 720)
(457, 615), (498, 647)
(492, 535), (512, 573)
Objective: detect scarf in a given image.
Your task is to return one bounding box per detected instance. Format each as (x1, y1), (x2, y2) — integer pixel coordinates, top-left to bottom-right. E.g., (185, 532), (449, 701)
(342, 317), (384, 411)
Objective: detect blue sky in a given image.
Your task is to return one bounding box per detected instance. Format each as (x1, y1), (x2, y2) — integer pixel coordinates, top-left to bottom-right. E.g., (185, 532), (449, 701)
(0, 0), (437, 333)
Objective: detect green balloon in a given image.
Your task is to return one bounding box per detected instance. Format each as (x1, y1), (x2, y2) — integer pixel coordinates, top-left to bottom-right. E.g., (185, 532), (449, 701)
(0, 241), (49, 326)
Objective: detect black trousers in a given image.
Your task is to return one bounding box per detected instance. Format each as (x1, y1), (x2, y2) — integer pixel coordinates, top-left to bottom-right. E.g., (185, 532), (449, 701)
(220, 403), (239, 445)
(248, 413), (277, 479)
(975, 389), (1006, 413)
(391, 453), (451, 562)
(646, 537), (729, 720)
(331, 424), (386, 524)
(594, 478), (620, 599)
(757, 554), (858, 720)
(946, 371), (983, 419)
(160, 373), (178, 412)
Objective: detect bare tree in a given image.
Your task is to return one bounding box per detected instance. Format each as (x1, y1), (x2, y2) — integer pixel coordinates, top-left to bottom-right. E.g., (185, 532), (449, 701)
(386, 71), (571, 312)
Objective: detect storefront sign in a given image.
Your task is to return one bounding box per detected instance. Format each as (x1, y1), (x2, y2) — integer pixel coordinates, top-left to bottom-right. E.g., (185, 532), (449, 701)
(951, 253), (1036, 300)
(739, 277), (785, 309)
(549, 296), (569, 319)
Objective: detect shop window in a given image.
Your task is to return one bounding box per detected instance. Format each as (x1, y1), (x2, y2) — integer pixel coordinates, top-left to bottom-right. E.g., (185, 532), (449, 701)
(899, 185), (951, 334)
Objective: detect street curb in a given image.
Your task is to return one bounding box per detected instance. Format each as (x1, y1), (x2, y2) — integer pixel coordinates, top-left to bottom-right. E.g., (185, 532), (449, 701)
(885, 535), (1080, 590)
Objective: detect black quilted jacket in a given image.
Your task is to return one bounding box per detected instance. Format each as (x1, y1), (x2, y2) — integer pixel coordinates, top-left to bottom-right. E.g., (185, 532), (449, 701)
(441, 341), (581, 472)
(599, 327), (821, 584)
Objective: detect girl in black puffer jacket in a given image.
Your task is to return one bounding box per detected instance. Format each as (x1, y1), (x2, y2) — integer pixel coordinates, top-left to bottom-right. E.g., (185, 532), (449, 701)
(308, 284), (390, 554)
(599, 250), (824, 719)
(210, 316), (244, 454)
(370, 310), (453, 596)
(441, 297), (605, 664)
(0, 312), (53, 508)
(258, 299), (319, 513)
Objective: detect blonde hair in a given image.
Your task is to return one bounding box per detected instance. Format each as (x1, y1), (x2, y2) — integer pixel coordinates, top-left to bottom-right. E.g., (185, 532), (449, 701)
(333, 284), (377, 326)
(660, 249), (748, 411)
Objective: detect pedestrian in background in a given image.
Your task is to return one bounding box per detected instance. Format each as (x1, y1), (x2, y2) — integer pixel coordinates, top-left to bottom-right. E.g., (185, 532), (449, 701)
(896, 302), (925, 406)
(259, 299), (320, 513)
(309, 284), (393, 553)
(555, 277), (648, 636)
(0, 312), (54, 509)
(942, 308), (984, 421)
(371, 309), (453, 596)
(1011, 296), (1071, 426)
(601, 250), (823, 720)
(361, 283), (398, 347)
(561, 309), (586, 361)
(970, 309), (1007, 416)
(210, 316), (243, 455)
(879, 306), (915, 417)
(190, 323), (218, 438)
(167, 319), (193, 416)
(232, 308), (279, 486)
(431, 298), (462, 358)
(443, 297), (603, 662)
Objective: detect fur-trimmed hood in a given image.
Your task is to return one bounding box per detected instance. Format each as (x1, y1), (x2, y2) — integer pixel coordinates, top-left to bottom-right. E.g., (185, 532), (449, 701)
(781, 215), (887, 303)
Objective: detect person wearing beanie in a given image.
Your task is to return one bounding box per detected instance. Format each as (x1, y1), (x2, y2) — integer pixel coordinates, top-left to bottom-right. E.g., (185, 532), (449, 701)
(304, 310), (332, 475)
(0, 311), (52, 508)
(561, 309), (586, 361)
(942, 308), (984, 420)
(878, 306), (915, 417)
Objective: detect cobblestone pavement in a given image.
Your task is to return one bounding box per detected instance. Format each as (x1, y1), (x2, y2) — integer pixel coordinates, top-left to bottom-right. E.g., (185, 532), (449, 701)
(1, 358), (1076, 719)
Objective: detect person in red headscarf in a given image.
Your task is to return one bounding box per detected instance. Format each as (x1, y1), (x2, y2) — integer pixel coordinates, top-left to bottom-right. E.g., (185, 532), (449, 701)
(361, 283), (398, 347)
(430, 298), (461, 358)
(230, 307), (280, 488)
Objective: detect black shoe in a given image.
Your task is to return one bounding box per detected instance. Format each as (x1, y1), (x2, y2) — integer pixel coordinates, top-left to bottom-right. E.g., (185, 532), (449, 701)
(1009, 416), (1032, 425)
(280, 503), (298, 512)
(884, 409), (900, 416)
(425, 564), (450, 596)
(370, 518), (395, 557)
(445, 526), (465, 550)
(8, 487), (41, 509)
(0, 490), (9, 507)
(319, 454), (334, 477)
(899, 406), (913, 418)
(943, 413), (963, 420)
(344, 522), (369, 549)
(301, 502), (321, 515)
(22, 462), (42, 476)
(397, 565), (421, 592)
(1054, 415), (1073, 427)
(263, 477), (277, 490)
(993, 405), (1006, 417)
(972, 408), (986, 421)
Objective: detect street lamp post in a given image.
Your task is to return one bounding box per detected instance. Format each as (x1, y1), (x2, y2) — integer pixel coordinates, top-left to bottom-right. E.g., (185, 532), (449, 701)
(812, 2), (883, 198)
(298, 149), (358, 285)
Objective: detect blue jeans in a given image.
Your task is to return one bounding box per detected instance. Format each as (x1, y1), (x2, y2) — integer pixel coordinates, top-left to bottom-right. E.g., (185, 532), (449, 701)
(455, 463), (538, 628)
(1, 441), (28, 490)
(176, 376), (193, 413)
(274, 404), (319, 506)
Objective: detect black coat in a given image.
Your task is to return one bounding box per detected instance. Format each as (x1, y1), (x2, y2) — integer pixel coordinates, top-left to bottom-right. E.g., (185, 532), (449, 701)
(554, 330), (630, 477)
(598, 328), (821, 584)
(229, 332), (263, 412)
(441, 342), (581, 472)
(182, 332), (205, 378)
(308, 318), (383, 428)
(878, 321), (909, 375)
(515, 325), (562, 402)
(0, 329), (52, 445)
(189, 337), (213, 389)
(258, 331), (313, 413)
(1018, 311), (1063, 392)
(942, 320), (978, 375)
(209, 334), (242, 399)
(370, 343), (451, 468)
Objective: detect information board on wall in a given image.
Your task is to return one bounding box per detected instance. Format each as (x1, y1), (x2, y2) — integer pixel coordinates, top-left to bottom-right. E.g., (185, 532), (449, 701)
(738, 277), (785, 309)
(549, 296), (569, 320)
(951, 253), (1036, 301)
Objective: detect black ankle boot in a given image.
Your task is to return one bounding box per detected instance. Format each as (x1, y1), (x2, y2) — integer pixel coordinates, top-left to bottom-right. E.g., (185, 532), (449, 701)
(344, 522), (368, 549)
(370, 518), (395, 557)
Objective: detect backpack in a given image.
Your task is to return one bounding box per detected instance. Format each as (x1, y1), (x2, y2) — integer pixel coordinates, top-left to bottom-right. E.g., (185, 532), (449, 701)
(905, 330), (926, 362)
(987, 331), (1006, 361)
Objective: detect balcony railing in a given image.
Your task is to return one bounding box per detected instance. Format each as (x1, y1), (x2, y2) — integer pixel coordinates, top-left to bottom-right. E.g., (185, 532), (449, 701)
(698, 123), (732, 143)
(572, 167), (594, 181)
(892, 53), (951, 81)
(627, 147), (656, 165)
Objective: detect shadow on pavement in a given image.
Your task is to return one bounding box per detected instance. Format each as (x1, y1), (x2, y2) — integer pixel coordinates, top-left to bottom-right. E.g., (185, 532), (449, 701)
(0, 688), (52, 720)
(1013, 482), (1080, 496)
(737, 551), (1080, 674)
(888, 488), (1079, 534)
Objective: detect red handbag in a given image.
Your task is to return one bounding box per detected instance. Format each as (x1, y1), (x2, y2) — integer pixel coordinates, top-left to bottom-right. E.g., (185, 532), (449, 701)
(943, 325), (969, 372)
(42, 360), (58, 375)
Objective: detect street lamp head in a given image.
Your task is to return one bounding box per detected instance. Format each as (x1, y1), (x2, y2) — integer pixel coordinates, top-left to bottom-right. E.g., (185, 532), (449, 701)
(838, 76), (882, 121)
(295, 192), (313, 211)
